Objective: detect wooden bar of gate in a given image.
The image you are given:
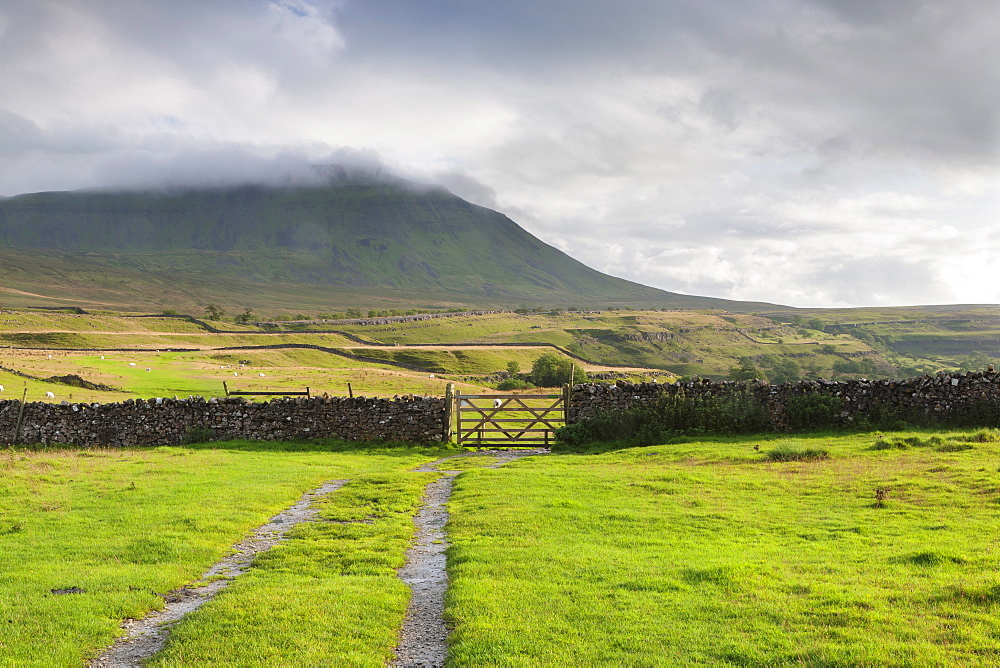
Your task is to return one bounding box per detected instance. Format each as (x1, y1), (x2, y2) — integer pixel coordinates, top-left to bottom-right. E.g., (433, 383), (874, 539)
(455, 392), (565, 448)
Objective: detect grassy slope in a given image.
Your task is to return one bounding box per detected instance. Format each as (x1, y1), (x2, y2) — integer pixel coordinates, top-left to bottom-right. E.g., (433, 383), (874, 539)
(447, 431), (1000, 665)
(0, 183), (771, 311)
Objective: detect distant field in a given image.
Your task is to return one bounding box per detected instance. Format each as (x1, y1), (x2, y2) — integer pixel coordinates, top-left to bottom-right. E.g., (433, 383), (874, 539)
(4, 306), (1000, 403)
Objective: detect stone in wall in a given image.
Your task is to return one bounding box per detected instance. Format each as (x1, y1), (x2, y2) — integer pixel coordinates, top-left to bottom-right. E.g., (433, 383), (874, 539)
(0, 395), (446, 448)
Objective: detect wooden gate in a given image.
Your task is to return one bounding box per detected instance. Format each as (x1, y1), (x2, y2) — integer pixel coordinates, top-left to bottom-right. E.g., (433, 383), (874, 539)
(454, 392), (566, 448)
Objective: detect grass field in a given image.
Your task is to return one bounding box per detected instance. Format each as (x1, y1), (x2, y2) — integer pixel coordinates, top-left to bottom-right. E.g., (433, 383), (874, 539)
(5, 431), (1000, 665)
(0, 440), (453, 666)
(446, 430), (1000, 665)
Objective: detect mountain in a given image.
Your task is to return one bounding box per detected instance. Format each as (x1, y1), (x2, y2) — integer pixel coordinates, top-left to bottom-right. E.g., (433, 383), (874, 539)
(0, 175), (780, 313)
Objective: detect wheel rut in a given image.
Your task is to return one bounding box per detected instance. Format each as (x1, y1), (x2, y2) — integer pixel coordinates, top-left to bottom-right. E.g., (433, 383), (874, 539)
(392, 449), (548, 668)
(89, 479), (348, 668)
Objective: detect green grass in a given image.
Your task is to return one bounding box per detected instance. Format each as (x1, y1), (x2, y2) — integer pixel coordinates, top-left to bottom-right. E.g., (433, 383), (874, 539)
(0, 441), (451, 666)
(446, 431), (1000, 665)
(148, 470), (438, 666)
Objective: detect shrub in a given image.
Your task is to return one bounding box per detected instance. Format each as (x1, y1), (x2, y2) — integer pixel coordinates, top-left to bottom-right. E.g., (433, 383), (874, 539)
(182, 424), (216, 445)
(556, 387), (770, 447)
(496, 378), (535, 391)
(785, 392), (843, 431)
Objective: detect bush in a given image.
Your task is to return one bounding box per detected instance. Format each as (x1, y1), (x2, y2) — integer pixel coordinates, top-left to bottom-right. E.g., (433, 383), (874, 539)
(556, 387), (770, 447)
(785, 393), (843, 430)
(182, 424), (216, 445)
(496, 378), (535, 391)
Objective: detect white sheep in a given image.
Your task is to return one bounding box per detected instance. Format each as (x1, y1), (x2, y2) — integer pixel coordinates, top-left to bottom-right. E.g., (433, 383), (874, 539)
(146, 368), (151, 372)
(129, 362), (136, 367)
(233, 372), (238, 376)
(0, 385), (4, 392)
(494, 398), (503, 408)
(259, 373), (265, 377)
(45, 391), (55, 399)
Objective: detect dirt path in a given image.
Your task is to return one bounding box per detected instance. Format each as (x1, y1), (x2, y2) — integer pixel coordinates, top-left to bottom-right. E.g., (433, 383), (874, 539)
(392, 449), (547, 668)
(88, 480), (348, 668)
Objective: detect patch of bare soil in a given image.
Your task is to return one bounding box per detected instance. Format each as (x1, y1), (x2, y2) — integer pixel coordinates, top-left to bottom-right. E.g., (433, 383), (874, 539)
(88, 479), (348, 668)
(392, 449), (548, 668)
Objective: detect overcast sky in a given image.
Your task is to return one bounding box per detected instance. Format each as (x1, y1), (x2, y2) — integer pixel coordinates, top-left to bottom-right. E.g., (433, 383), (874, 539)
(1, 0), (998, 307)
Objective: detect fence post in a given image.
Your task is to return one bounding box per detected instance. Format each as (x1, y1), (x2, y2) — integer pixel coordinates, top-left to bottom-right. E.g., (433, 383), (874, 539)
(13, 387), (27, 444)
(223, 380), (229, 397)
(347, 382), (354, 398)
(444, 383), (455, 443)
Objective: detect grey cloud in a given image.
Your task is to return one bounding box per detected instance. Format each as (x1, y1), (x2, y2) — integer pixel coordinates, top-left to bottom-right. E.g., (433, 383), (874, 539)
(2, 0), (1000, 306)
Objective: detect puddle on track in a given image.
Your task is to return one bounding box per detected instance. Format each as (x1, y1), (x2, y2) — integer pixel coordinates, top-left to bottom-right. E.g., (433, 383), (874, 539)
(89, 480), (348, 668)
(392, 449), (548, 668)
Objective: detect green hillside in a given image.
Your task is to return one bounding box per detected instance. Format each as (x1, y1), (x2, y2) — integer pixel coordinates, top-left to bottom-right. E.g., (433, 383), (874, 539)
(0, 180), (778, 313)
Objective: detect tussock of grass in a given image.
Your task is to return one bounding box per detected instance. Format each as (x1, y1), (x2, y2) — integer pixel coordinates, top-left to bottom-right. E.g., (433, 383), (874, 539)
(936, 442), (975, 452)
(893, 550), (968, 567)
(764, 444), (830, 462)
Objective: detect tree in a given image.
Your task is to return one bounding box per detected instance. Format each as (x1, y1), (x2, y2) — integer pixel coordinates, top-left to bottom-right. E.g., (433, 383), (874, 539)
(234, 307), (256, 325)
(529, 353), (587, 387)
(505, 360), (521, 375)
(204, 304), (225, 321)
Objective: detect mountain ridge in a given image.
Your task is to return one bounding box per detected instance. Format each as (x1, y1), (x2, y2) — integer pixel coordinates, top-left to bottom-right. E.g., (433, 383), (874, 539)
(0, 178), (781, 312)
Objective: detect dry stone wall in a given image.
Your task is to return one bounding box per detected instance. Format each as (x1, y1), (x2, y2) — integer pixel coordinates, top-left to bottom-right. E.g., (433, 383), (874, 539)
(570, 370), (1000, 430)
(0, 395), (446, 448)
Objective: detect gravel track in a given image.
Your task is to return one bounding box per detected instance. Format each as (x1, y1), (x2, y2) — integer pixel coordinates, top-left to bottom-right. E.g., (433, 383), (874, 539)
(88, 479), (348, 668)
(392, 449), (548, 668)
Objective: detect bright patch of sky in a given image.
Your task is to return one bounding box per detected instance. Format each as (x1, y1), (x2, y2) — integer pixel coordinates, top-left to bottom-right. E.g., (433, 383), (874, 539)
(0, 0), (998, 307)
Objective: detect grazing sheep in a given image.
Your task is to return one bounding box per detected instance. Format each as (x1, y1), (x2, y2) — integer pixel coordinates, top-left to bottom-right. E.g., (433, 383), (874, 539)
(259, 373), (265, 377)
(233, 372), (238, 376)
(45, 391), (55, 398)
(0, 385), (4, 392)
(129, 362), (136, 367)
(146, 368), (151, 372)
(494, 398), (503, 408)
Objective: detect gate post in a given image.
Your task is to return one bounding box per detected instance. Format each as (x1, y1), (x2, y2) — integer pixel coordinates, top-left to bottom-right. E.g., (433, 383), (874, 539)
(563, 383), (571, 425)
(444, 383), (455, 443)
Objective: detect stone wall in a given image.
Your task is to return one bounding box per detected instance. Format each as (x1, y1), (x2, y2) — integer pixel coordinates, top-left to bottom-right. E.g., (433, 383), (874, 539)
(570, 370), (1000, 430)
(0, 395), (446, 448)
